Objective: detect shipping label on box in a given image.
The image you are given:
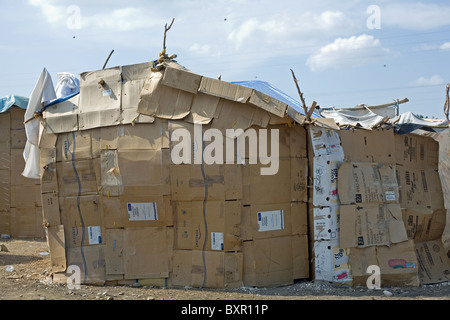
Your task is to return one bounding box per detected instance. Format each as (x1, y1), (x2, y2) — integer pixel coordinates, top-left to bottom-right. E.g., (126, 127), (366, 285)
(127, 202), (158, 221)
(309, 126), (344, 157)
(257, 209), (284, 232)
(312, 154), (344, 207)
(313, 205), (340, 241)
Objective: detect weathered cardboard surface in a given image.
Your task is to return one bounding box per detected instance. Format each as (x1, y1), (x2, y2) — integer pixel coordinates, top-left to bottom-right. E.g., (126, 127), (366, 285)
(241, 202), (306, 241)
(243, 157), (307, 205)
(415, 240), (450, 284)
(312, 205), (340, 241)
(161, 66), (202, 94)
(122, 227), (170, 279)
(338, 162), (399, 205)
(66, 245), (106, 285)
(174, 200), (242, 252)
(312, 154), (343, 207)
(137, 71), (194, 120)
(340, 204), (408, 248)
(292, 234), (310, 280)
(339, 128), (396, 163)
(243, 236), (295, 287)
(59, 195), (104, 248)
(10, 207), (44, 238)
(47, 225), (66, 273)
(172, 250), (243, 288)
(210, 99), (271, 135)
(309, 126), (344, 158)
(349, 240), (420, 287)
(41, 192), (60, 227)
(170, 164), (242, 202)
(396, 165), (444, 210)
(403, 208), (446, 242)
(198, 76), (252, 103)
(56, 159), (97, 197)
(312, 239), (352, 284)
(395, 133), (439, 169)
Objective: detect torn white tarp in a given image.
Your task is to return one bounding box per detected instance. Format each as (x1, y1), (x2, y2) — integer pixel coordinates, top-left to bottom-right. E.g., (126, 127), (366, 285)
(391, 111), (449, 135)
(22, 68), (56, 179)
(55, 72), (80, 99)
(319, 107), (387, 128)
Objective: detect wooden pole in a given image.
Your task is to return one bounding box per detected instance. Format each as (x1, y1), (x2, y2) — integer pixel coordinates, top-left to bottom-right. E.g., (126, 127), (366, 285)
(102, 50), (114, 70)
(290, 69), (310, 122)
(444, 83), (449, 121)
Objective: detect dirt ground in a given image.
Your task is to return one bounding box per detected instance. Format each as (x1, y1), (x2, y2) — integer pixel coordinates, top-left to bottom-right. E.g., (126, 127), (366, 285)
(0, 238), (449, 302)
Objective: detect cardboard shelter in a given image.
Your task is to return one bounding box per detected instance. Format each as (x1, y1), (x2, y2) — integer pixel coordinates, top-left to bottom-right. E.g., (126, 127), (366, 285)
(0, 101), (44, 238)
(32, 59), (450, 288)
(308, 124), (450, 287)
(36, 61), (326, 288)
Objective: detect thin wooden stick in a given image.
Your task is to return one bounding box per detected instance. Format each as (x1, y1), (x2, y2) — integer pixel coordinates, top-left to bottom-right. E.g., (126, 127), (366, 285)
(103, 50), (114, 70)
(290, 69), (310, 121)
(163, 18), (175, 52)
(444, 83), (449, 121)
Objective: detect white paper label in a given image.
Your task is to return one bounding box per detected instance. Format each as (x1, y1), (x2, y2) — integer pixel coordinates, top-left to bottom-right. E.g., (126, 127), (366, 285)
(127, 202), (158, 221)
(88, 226), (102, 245)
(211, 232), (224, 251)
(257, 210), (284, 232)
(385, 190), (396, 201)
(102, 89), (112, 96)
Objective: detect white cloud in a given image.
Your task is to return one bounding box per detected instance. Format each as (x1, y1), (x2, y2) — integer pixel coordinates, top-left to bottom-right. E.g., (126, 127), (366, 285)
(82, 7), (164, 31)
(226, 10), (358, 51)
(28, 0), (65, 23)
(306, 34), (390, 72)
(382, 2), (450, 30)
(440, 42), (450, 51)
(410, 75), (444, 86)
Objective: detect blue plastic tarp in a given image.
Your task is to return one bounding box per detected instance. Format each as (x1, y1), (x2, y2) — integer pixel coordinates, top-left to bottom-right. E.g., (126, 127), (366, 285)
(0, 95), (29, 113)
(231, 80), (322, 118)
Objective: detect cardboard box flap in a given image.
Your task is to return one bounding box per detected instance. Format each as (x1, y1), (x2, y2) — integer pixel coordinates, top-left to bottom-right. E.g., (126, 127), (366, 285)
(309, 126), (343, 157)
(198, 76), (252, 103)
(47, 225), (67, 273)
(184, 92), (220, 125)
(121, 62), (153, 111)
(338, 162), (399, 205)
(80, 67), (122, 113)
(161, 66), (202, 94)
(402, 208), (446, 242)
(386, 204), (408, 244)
(137, 71), (193, 119)
(210, 99), (271, 136)
(415, 240), (450, 285)
(340, 204), (407, 248)
(248, 90), (287, 118)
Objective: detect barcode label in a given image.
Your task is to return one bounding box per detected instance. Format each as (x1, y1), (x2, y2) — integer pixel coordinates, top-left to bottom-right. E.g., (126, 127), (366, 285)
(127, 202), (158, 221)
(88, 226), (102, 245)
(385, 190), (396, 201)
(257, 210), (284, 232)
(211, 232), (224, 251)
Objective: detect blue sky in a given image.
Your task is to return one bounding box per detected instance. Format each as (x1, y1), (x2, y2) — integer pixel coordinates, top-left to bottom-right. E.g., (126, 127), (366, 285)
(1, 0), (450, 118)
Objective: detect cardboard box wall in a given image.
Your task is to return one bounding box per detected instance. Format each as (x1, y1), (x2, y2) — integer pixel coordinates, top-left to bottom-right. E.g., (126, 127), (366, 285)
(339, 128), (450, 285)
(40, 62), (311, 288)
(0, 107), (44, 238)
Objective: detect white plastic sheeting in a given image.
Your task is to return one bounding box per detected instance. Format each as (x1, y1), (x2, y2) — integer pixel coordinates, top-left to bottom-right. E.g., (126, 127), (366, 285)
(22, 68), (56, 179)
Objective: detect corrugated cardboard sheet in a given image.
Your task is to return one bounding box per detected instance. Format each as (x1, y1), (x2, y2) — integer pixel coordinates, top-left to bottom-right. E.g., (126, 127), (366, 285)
(0, 107), (43, 238)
